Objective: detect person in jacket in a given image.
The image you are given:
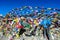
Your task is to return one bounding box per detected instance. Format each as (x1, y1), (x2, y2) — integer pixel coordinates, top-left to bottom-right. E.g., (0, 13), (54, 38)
(40, 16), (51, 40)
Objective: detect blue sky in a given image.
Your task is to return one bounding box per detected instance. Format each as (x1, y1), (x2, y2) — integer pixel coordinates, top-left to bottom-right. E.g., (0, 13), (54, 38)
(0, 0), (60, 16)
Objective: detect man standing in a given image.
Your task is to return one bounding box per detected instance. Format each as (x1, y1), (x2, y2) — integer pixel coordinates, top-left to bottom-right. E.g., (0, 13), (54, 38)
(40, 16), (51, 40)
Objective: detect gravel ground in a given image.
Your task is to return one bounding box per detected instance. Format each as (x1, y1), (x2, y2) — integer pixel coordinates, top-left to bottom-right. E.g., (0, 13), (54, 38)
(0, 28), (60, 40)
